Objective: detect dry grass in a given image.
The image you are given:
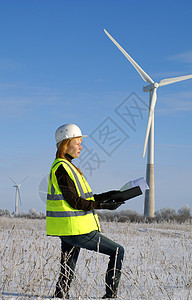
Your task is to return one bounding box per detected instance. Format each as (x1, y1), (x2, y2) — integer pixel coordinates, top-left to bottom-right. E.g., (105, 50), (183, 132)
(0, 217), (191, 299)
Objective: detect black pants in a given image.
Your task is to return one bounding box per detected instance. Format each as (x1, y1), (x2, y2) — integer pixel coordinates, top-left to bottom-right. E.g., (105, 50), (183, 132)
(55, 230), (124, 297)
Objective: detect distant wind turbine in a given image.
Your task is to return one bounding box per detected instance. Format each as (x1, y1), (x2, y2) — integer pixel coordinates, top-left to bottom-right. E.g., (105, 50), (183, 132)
(9, 177), (28, 214)
(104, 29), (192, 217)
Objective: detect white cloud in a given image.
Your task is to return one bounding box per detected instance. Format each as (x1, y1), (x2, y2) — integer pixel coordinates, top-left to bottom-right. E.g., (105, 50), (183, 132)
(167, 50), (192, 64)
(151, 71), (189, 80)
(0, 84), (62, 119)
(0, 58), (22, 72)
(157, 90), (192, 114)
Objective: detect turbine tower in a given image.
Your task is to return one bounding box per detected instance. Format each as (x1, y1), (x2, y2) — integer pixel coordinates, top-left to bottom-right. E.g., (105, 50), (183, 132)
(9, 177), (28, 214)
(104, 29), (192, 217)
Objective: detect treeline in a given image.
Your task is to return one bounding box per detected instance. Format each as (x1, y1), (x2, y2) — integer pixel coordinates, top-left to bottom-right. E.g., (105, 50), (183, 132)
(0, 208), (45, 219)
(97, 206), (192, 224)
(0, 206), (191, 223)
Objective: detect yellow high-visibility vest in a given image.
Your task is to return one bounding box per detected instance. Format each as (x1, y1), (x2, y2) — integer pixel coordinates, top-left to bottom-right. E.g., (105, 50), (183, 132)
(46, 158), (100, 236)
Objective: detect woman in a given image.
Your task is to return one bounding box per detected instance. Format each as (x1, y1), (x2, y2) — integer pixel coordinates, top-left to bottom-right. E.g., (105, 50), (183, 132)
(46, 124), (125, 299)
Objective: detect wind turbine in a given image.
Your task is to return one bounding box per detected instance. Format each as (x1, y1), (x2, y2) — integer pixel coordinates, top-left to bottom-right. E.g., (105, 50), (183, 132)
(104, 29), (192, 217)
(9, 177), (28, 214)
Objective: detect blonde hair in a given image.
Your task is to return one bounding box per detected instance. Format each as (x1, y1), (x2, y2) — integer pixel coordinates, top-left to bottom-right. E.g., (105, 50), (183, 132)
(56, 139), (70, 159)
(55, 139), (83, 175)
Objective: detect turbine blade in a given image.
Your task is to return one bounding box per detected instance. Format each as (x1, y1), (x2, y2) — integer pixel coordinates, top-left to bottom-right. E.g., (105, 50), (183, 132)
(143, 89), (157, 157)
(159, 74), (192, 87)
(18, 187), (22, 205)
(9, 177), (17, 185)
(104, 29), (154, 84)
(20, 176), (28, 185)
(143, 114), (153, 158)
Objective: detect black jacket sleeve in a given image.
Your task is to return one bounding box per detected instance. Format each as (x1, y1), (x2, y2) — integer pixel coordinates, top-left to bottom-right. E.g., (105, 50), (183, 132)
(55, 164), (101, 211)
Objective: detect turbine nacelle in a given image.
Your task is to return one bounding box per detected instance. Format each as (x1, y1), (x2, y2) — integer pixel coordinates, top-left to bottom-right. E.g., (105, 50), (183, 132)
(143, 83), (159, 92)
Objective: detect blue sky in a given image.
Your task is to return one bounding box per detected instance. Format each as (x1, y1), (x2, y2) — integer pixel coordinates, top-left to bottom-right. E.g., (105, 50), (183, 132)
(0, 0), (192, 214)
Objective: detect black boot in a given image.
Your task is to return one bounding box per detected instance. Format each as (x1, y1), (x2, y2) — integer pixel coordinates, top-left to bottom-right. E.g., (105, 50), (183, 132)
(104, 267), (121, 299)
(102, 293), (117, 299)
(52, 288), (69, 299)
(52, 281), (69, 299)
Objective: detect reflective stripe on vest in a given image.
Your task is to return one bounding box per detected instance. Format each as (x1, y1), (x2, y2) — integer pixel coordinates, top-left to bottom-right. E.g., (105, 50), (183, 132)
(47, 210), (96, 218)
(47, 192), (93, 201)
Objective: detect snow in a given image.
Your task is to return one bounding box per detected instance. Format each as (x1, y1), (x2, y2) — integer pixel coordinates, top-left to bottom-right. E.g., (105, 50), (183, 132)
(0, 218), (191, 299)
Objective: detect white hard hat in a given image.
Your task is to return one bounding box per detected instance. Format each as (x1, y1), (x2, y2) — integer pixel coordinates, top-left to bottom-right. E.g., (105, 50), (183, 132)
(55, 123), (87, 145)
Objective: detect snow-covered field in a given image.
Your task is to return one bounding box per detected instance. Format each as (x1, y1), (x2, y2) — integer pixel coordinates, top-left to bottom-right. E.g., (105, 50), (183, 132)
(0, 217), (191, 299)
